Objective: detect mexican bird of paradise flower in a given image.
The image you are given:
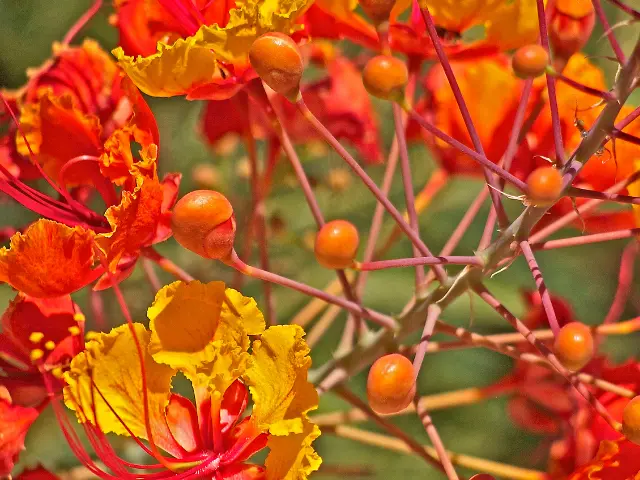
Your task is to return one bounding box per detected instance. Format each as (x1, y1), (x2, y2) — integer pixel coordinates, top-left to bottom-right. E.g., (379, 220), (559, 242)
(0, 293), (85, 475)
(61, 280), (321, 479)
(0, 40), (180, 297)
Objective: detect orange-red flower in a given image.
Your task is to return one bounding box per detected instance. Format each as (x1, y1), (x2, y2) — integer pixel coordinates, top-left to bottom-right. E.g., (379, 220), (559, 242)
(566, 438), (640, 480)
(201, 45), (383, 164)
(0, 41), (180, 297)
(0, 293), (85, 475)
(417, 52), (640, 231)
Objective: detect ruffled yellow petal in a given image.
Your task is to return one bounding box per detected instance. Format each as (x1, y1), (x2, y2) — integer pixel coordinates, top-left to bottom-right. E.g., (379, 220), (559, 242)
(265, 419), (322, 480)
(112, 39), (222, 97)
(113, 0), (311, 97)
(147, 280), (227, 370)
(243, 325), (318, 435)
(63, 323), (181, 455)
(147, 281), (265, 400)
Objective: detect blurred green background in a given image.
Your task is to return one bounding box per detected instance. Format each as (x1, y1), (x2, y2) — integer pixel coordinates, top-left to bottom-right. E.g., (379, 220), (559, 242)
(1, 1), (640, 478)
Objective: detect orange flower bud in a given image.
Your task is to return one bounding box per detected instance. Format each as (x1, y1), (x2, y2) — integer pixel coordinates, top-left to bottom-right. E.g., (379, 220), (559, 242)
(549, 0), (595, 59)
(623, 396), (640, 445)
(171, 190), (236, 260)
(358, 0), (397, 25)
(362, 55), (408, 102)
(512, 45), (549, 79)
(249, 33), (304, 101)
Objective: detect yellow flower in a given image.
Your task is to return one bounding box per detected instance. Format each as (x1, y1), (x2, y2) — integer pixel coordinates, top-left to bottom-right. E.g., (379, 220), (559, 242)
(63, 280), (321, 478)
(112, 0), (311, 99)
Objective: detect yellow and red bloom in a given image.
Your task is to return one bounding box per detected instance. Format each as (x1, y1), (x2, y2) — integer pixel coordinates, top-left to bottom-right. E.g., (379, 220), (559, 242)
(0, 41), (180, 297)
(62, 280), (321, 479)
(0, 293), (85, 475)
(112, 0), (312, 101)
(565, 438), (640, 480)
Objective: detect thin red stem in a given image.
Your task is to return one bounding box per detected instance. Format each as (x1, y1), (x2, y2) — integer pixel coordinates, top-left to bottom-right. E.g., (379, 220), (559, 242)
(593, 0), (628, 63)
(296, 97), (449, 284)
(62, 0), (103, 45)
(412, 304), (441, 379)
(532, 228), (640, 250)
(568, 186), (640, 205)
(603, 241), (638, 325)
(358, 256), (483, 271)
(535, 0), (567, 165)
(406, 109), (529, 193)
(520, 241), (560, 336)
(394, 103), (425, 289)
(552, 70), (616, 101)
(227, 250), (398, 330)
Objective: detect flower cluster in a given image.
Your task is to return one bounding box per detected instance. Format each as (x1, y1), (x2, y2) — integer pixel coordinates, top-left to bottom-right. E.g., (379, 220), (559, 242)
(2, 0), (640, 478)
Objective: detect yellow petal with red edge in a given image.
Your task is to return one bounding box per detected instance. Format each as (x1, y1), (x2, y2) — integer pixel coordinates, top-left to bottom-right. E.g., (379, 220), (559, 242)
(265, 419), (321, 480)
(63, 323), (183, 456)
(96, 174), (164, 271)
(16, 90), (102, 184)
(113, 0), (311, 97)
(243, 325), (318, 435)
(0, 220), (96, 298)
(147, 280), (227, 370)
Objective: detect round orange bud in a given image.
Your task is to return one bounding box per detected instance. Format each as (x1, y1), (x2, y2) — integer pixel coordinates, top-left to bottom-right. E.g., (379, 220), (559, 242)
(171, 190), (236, 260)
(249, 33), (303, 101)
(622, 396), (640, 445)
(526, 166), (564, 205)
(359, 0), (397, 24)
(362, 55), (408, 102)
(367, 354), (416, 415)
(512, 45), (549, 78)
(314, 220), (359, 269)
(549, 0), (595, 59)
(470, 475), (496, 480)
(553, 322), (594, 371)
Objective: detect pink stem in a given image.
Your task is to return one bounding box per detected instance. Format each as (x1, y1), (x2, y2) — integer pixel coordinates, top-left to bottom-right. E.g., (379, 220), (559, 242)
(416, 400), (460, 480)
(141, 257), (162, 293)
(520, 241), (560, 336)
(62, 0), (103, 45)
(616, 105), (640, 130)
(553, 71), (616, 101)
(296, 97), (449, 284)
(535, 0), (566, 165)
(359, 256), (483, 271)
(406, 109), (528, 192)
(412, 304), (442, 379)
(532, 228), (640, 250)
(394, 103), (425, 289)
(568, 186), (640, 205)
(415, 0), (509, 228)
(603, 241), (639, 325)
(246, 132), (275, 325)
(606, 0), (640, 19)
(479, 80), (534, 250)
(227, 250), (397, 330)
(593, 0), (628, 63)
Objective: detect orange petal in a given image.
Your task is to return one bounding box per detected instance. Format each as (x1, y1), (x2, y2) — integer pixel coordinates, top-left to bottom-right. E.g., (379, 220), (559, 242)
(96, 175), (164, 271)
(0, 220), (98, 297)
(568, 439), (640, 480)
(0, 395), (40, 476)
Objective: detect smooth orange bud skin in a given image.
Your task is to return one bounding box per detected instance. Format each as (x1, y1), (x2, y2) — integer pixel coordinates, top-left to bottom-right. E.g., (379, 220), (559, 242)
(362, 56), (408, 102)
(553, 322), (594, 371)
(512, 45), (549, 78)
(249, 33), (303, 100)
(367, 354), (416, 415)
(526, 166), (564, 205)
(359, 0), (397, 24)
(470, 475), (496, 480)
(622, 396), (640, 445)
(171, 190), (236, 260)
(314, 220), (359, 269)
(549, 0), (595, 58)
